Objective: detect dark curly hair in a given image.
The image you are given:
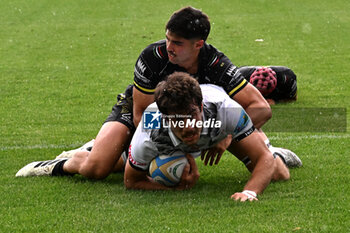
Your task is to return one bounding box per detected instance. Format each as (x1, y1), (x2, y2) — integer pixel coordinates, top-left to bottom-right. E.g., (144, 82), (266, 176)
(155, 72), (202, 115)
(166, 6), (210, 41)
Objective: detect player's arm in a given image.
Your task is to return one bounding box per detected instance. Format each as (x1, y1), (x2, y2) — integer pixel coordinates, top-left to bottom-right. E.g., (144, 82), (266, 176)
(133, 87), (154, 127)
(201, 134), (232, 166)
(124, 154), (199, 190)
(123, 123), (169, 190)
(176, 154), (200, 190)
(132, 47), (161, 127)
(233, 83), (271, 129)
(228, 131), (275, 201)
(124, 160), (173, 190)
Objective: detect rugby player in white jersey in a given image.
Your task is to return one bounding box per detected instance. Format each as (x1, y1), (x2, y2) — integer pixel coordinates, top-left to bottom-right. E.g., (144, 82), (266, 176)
(124, 72), (293, 201)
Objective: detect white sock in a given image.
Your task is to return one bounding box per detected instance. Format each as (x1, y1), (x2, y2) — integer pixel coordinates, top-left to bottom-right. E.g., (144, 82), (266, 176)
(265, 139), (278, 155)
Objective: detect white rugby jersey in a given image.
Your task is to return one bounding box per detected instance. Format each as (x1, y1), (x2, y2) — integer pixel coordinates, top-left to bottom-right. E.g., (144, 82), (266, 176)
(128, 84), (254, 171)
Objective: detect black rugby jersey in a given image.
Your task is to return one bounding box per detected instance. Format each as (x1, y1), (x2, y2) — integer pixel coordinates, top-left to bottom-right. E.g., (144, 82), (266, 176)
(133, 40), (247, 97)
(238, 66), (297, 102)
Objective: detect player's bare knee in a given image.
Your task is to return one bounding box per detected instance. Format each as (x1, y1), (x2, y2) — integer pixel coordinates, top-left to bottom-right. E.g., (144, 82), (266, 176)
(280, 168), (290, 180)
(273, 169), (290, 181)
(273, 160), (290, 181)
(90, 168), (110, 180)
(80, 161), (111, 180)
(277, 157), (290, 180)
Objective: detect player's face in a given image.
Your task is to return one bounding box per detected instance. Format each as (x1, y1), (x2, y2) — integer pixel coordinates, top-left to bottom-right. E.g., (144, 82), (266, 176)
(165, 30), (202, 67)
(169, 104), (203, 146)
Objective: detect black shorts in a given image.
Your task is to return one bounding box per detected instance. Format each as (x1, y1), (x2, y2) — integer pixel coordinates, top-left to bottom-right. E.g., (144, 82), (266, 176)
(105, 85), (136, 132)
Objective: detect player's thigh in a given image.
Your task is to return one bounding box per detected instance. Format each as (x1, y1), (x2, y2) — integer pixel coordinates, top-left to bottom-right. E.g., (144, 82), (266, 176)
(83, 121), (132, 174)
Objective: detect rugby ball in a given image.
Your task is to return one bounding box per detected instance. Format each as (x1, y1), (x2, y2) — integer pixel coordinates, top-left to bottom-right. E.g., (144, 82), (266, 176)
(149, 154), (188, 186)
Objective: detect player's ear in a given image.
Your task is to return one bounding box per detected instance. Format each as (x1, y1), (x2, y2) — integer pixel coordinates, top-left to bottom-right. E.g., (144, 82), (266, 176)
(200, 103), (203, 112)
(195, 39), (204, 49)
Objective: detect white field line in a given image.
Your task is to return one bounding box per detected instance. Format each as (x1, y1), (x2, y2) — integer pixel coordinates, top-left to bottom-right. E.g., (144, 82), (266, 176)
(0, 142), (84, 151)
(1, 134), (349, 151)
(268, 134), (350, 141)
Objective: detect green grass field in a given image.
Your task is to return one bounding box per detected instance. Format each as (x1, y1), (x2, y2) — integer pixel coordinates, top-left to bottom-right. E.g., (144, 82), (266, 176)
(1, 0), (349, 232)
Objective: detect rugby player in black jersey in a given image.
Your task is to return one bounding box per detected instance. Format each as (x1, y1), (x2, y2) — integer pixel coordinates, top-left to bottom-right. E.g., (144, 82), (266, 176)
(16, 7), (302, 186)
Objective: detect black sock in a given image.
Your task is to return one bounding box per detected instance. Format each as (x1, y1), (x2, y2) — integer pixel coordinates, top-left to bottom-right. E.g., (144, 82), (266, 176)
(52, 159), (74, 176)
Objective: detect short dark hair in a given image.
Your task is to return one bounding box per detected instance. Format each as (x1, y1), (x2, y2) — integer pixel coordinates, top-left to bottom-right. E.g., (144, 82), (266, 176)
(166, 6), (210, 41)
(155, 72), (203, 115)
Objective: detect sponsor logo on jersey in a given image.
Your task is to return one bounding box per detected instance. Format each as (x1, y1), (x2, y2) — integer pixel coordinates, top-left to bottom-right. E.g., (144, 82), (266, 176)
(226, 65), (238, 77)
(229, 69), (242, 84)
(136, 59), (146, 74)
(234, 110), (250, 134)
(134, 58), (151, 83)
